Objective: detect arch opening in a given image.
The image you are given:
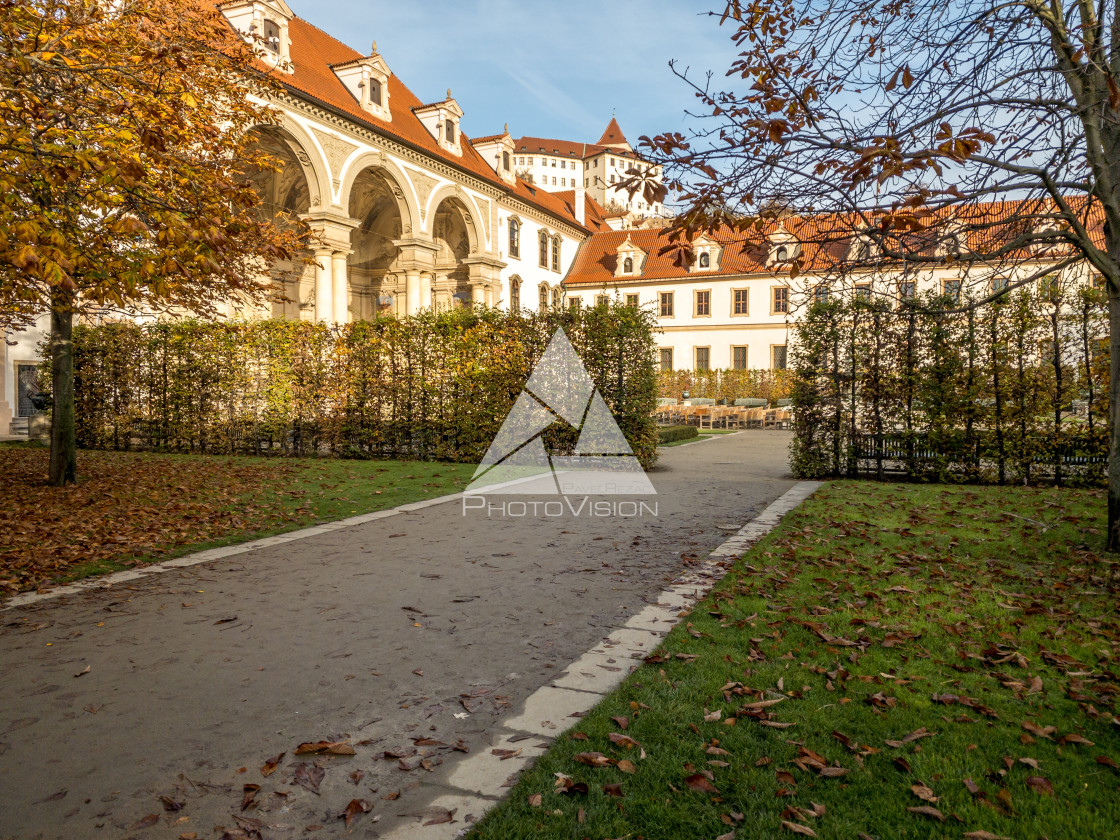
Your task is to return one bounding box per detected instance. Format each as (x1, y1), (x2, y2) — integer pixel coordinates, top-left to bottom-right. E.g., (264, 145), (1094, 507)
(348, 168), (407, 318)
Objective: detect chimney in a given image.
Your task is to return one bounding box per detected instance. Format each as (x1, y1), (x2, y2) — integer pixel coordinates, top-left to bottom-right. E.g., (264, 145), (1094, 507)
(574, 186), (586, 226)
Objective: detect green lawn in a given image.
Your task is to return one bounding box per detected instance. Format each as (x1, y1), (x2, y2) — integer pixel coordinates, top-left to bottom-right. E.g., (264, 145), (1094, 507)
(0, 443), (474, 593)
(468, 482), (1120, 840)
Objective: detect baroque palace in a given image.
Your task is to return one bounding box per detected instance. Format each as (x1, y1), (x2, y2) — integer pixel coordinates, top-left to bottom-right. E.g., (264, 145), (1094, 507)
(0, 1), (1097, 431)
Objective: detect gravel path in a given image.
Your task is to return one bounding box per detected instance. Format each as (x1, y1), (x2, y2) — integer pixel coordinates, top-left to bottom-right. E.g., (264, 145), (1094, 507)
(0, 431), (794, 840)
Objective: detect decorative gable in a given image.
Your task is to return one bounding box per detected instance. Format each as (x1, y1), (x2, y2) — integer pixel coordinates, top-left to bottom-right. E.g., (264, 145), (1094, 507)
(848, 231), (880, 261)
(689, 234), (722, 273)
(332, 42), (392, 122)
(472, 125), (516, 185)
(766, 221), (800, 267)
(413, 91), (464, 156)
(220, 0), (294, 73)
(614, 235), (647, 277)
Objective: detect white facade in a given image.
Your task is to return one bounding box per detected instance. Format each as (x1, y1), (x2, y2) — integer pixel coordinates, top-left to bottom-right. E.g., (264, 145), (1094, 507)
(565, 273), (792, 373)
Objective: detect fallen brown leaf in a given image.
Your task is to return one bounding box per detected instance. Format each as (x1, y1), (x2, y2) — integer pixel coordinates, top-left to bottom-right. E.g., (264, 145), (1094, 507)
(684, 773), (719, 793)
(260, 753), (284, 777)
(780, 820), (817, 836)
(907, 805), (945, 821)
(341, 798), (370, 830)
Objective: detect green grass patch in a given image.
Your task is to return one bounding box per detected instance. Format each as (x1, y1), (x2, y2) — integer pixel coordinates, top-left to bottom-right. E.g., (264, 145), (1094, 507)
(0, 445), (473, 593)
(469, 482), (1120, 840)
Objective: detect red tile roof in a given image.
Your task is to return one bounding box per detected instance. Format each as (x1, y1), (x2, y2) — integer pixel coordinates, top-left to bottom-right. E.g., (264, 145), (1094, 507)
(551, 190), (611, 232)
(596, 117), (629, 148)
(513, 136), (643, 161)
(565, 202), (1104, 286)
(205, 5), (592, 233)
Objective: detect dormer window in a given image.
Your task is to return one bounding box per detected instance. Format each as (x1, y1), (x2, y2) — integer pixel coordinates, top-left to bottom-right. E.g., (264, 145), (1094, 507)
(503, 151), (510, 171)
(689, 235), (722, 273)
(263, 19), (280, 52)
(413, 92), (464, 155)
(614, 234), (647, 277)
(332, 42), (393, 121)
(766, 223), (800, 267)
(221, 1), (294, 72)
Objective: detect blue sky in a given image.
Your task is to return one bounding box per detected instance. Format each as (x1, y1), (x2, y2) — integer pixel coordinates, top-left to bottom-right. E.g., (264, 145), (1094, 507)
(293, 1), (741, 148)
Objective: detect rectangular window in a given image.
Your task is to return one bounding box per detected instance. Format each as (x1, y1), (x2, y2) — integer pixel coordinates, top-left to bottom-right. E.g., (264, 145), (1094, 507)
(898, 280), (916, 300)
(552, 176), (557, 185)
(854, 283), (871, 301)
(539, 233), (548, 268)
(659, 348), (673, 371)
(551, 159), (556, 167)
(551, 237), (560, 271)
(772, 286), (789, 314)
(560, 178), (566, 187)
(596, 294), (609, 307)
(695, 347), (710, 371)
(733, 289), (749, 315)
(772, 345), (788, 370)
(732, 346), (748, 370)
(943, 278), (962, 303)
(568, 296), (581, 310)
(503, 151), (510, 171)
(813, 284), (830, 304)
(991, 275), (1010, 293)
(625, 293), (639, 307)
(585, 178), (589, 188)
(659, 292), (674, 317)
(609, 174), (615, 184)
(695, 290), (711, 316)
(527, 157), (533, 165)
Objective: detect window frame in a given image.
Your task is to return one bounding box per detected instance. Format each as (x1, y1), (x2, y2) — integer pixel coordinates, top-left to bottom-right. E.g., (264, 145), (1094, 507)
(508, 217), (520, 259)
(538, 230), (548, 268)
(694, 346), (711, 372)
(625, 293), (639, 307)
(694, 289), (712, 317)
(658, 347), (673, 372)
(771, 285), (789, 315)
(658, 291), (675, 318)
(732, 288), (750, 316)
(771, 344), (788, 371)
(731, 345), (748, 370)
(509, 276), (521, 311)
(550, 236), (560, 272)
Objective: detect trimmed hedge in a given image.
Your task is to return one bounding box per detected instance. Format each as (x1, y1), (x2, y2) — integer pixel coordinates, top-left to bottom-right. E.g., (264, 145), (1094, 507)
(790, 281), (1107, 486)
(658, 368), (795, 403)
(658, 425), (700, 445)
(66, 305), (660, 468)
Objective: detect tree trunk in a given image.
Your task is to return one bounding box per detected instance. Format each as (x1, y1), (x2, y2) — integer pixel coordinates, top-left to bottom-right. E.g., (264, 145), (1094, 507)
(1108, 282), (1120, 550)
(48, 289), (77, 486)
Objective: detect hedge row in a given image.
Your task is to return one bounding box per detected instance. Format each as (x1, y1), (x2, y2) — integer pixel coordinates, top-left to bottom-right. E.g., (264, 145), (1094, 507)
(67, 305), (660, 468)
(658, 368), (795, 403)
(657, 425), (700, 444)
(789, 280), (1108, 486)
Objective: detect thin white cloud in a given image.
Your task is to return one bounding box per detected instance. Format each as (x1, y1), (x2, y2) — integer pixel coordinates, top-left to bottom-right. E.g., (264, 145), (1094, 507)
(290, 0), (741, 144)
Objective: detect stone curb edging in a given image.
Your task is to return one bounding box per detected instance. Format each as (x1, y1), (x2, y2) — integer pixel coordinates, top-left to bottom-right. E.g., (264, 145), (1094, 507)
(377, 480), (825, 839)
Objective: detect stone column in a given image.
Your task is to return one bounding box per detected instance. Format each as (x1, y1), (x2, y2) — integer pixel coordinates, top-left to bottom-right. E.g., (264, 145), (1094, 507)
(332, 251), (350, 325)
(405, 270), (422, 316)
(301, 212), (360, 324)
(314, 248), (333, 323)
(420, 273), (433, 311)
(471, 284), (487, 306)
